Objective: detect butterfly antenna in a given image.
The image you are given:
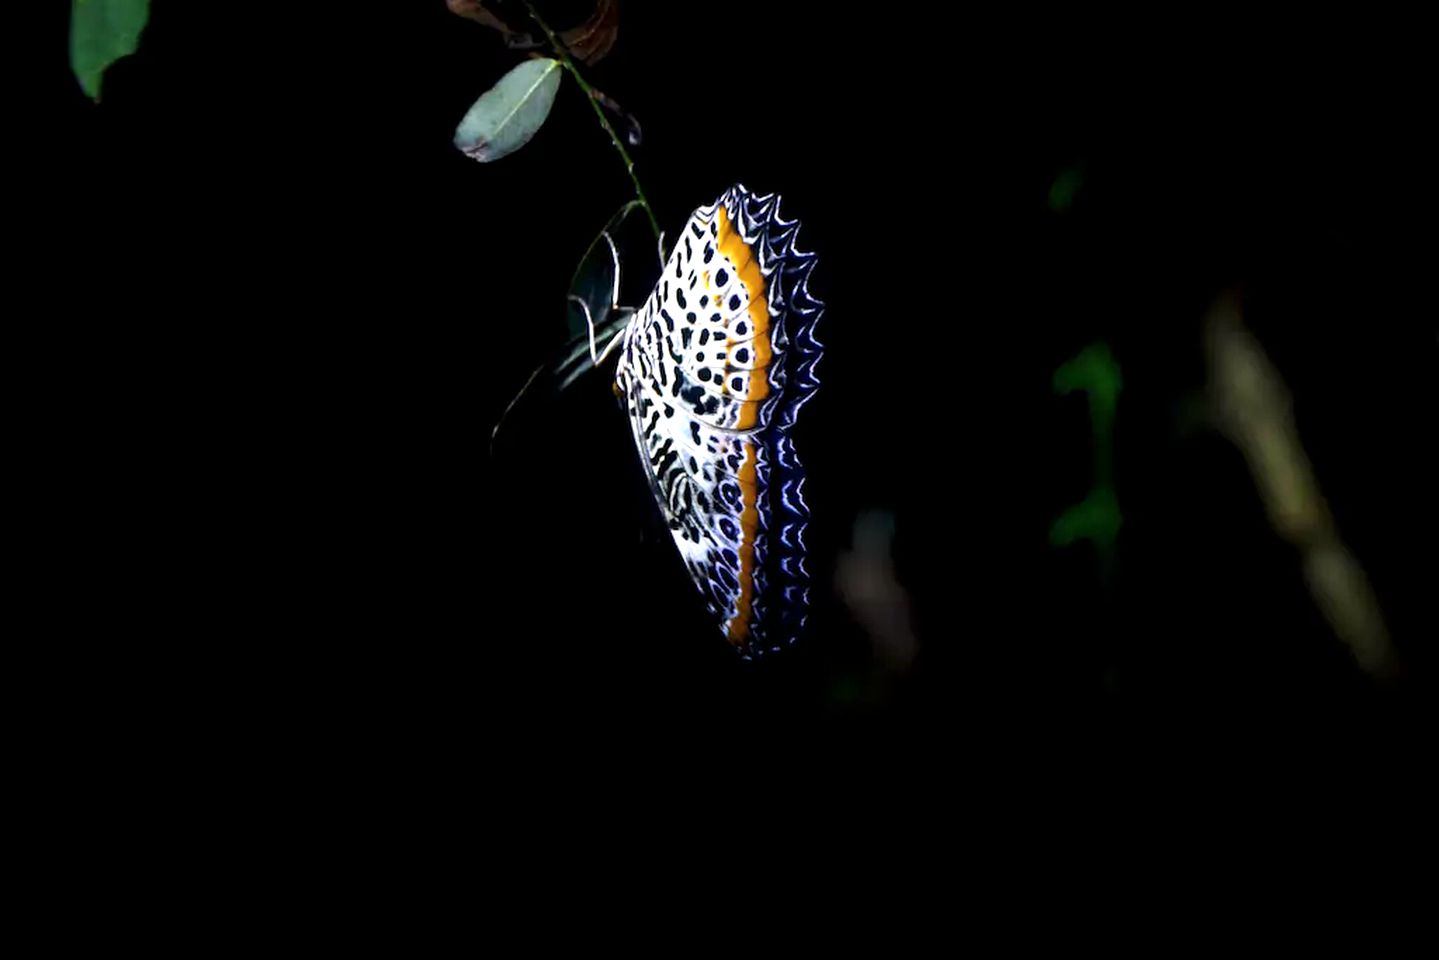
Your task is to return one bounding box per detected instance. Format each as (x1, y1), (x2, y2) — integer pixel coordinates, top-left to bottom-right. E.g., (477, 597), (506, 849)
(489, 359), (548, 461)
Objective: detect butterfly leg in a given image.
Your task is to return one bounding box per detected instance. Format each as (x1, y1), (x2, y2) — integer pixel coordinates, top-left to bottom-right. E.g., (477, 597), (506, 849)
(557, 321), (628, 391)
(570, 290), (631, 365)
(593, 311), (631, 364)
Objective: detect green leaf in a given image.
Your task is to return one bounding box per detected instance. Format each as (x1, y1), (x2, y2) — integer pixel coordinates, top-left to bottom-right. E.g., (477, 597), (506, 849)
(453, 57), (563, 163)
(70, 0), (151, 102)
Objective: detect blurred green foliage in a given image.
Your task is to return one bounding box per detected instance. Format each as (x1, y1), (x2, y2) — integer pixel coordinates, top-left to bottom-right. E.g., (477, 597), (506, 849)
(70, 0), (150, 102)
(1047, 165), (1084, 214)
(1051, 342), (1122, 566)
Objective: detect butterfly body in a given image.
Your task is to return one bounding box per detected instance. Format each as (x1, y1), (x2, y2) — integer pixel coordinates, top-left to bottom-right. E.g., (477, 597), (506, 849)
(613, 184), (822, 658)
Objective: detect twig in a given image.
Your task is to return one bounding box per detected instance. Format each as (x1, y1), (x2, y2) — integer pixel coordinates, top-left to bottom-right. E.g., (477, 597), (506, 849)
(521, 0), (661, 243)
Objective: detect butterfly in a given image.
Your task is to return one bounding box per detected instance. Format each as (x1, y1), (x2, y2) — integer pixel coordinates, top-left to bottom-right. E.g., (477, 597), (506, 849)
(566, 185), (824, 659)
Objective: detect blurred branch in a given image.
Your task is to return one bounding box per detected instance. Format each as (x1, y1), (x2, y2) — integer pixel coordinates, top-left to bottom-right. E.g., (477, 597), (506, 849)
(1204, 291), (1398, 681)
(836, 510), (918, 676)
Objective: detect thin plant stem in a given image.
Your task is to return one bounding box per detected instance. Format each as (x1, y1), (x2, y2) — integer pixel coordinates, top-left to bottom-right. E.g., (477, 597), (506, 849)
(520, 0), (661, 243)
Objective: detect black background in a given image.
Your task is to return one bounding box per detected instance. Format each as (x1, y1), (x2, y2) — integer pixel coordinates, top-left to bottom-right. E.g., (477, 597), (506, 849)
(54, 1), (1433, 806)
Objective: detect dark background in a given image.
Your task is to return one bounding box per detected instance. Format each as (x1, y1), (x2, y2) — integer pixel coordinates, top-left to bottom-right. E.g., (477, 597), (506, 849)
(56, 2), (1433, 799)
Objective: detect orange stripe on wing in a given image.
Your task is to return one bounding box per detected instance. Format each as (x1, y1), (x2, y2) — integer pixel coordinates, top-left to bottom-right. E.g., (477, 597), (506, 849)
(725, 439), (761, 646)
(715, 206), (770, 429)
